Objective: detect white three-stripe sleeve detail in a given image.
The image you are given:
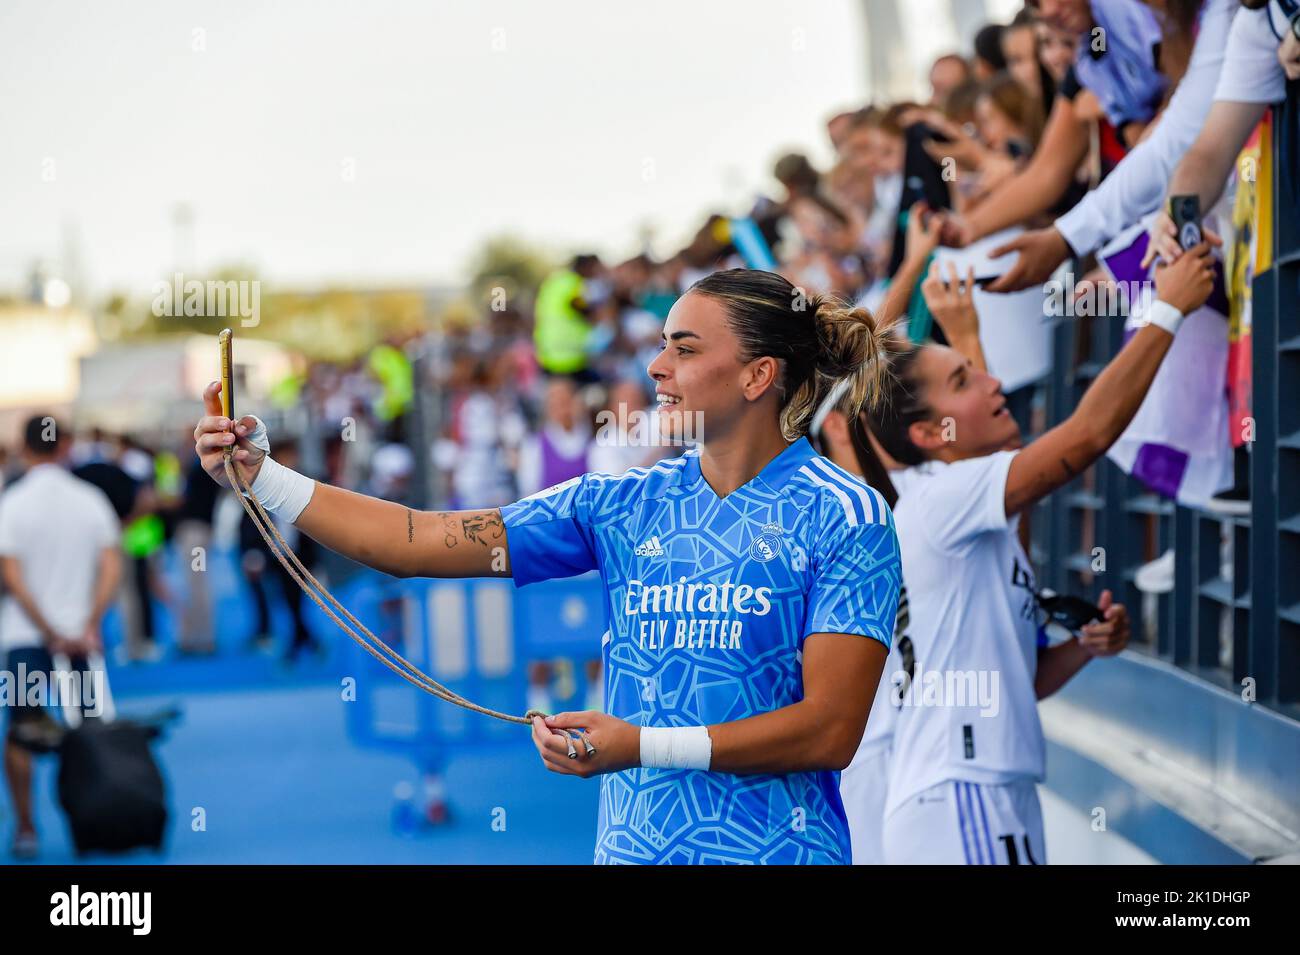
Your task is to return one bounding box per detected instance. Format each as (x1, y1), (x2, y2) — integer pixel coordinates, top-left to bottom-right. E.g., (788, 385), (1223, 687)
(808, 457), (879, 524)
(798, 465), (859, 527)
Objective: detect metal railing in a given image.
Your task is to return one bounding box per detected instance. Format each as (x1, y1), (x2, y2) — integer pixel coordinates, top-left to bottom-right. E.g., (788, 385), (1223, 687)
(1034, 94), (1300, 720)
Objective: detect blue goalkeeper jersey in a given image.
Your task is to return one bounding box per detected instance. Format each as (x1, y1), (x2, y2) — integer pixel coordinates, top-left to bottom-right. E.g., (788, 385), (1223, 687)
(501, 437), (901, 864)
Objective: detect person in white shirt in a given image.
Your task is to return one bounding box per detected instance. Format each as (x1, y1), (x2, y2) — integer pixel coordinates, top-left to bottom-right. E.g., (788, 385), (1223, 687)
(1144, 0), (1296, 266)
(813, 405), (916, 864)
(811, 270), (956, 867)
(816, 244), (963, 865)
(861, 248), (1216, 864)
(434, 359), (525, 509)
(0, 415), (121, 859)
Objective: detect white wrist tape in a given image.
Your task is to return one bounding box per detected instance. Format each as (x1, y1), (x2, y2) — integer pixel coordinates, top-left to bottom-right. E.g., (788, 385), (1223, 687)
(237, 415), (315, 522)
(248, 455), (315, 523)
(242, 415), (271, 454)
(1142, 299), (1186, 336)
(639, 726), (712, 770)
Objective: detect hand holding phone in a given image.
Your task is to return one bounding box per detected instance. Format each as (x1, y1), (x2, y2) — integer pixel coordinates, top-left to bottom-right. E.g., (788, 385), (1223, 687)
(1036, 589), (1105, 634)
(1169, 194), (1202, 251)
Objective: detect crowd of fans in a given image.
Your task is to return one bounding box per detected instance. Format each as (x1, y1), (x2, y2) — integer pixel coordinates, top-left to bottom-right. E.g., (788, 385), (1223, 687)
(426, 0), (1296, 527)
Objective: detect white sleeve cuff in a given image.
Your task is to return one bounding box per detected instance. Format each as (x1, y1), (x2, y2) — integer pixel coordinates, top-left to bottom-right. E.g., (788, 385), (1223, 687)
(1054, 207), (1100, 258)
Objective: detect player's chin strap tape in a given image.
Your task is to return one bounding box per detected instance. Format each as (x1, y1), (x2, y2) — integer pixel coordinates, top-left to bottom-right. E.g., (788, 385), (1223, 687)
(222, 431), (589, 745)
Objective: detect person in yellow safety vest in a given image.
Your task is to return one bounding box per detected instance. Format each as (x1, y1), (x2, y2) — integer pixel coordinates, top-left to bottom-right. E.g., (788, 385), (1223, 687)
(368, 342), (414, 423)
(269, 370), (305, 409)
(533, 254), (608, 378)
(119, 439), (168, 662)
(153, 448), (182, 500)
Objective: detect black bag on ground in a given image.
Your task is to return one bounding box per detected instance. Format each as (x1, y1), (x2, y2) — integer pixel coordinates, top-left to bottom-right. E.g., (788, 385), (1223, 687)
(57, 719), (167, 855)
(51, 651), (173, 856)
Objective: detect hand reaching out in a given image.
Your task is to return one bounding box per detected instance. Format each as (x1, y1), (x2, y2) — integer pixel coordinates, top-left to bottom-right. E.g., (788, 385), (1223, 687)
(903, 201), (944, 264)
(921, 260), (980, 344)
(982, 227), (1070, 294)
(1141, 210), (1223, 269)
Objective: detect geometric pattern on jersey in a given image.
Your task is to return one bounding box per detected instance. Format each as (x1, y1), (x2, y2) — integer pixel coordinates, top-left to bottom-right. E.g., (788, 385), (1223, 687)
(502, 437), (901, 864)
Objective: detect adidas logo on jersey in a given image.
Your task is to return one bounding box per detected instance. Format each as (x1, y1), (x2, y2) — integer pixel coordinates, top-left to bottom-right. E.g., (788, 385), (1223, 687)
(634, 535), (665, 557)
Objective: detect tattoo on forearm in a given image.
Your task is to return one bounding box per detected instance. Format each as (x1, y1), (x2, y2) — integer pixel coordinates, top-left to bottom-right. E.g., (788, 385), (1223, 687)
(435, 512), (458, 548)
(406, 508), (414, 544)
(429, 510), (504, 549)
(1059, 457), (1077, 480)
(461, 512), (505, 546)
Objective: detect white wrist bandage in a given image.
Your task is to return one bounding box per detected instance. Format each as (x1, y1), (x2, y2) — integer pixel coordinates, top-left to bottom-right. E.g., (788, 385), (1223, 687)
(639, 726), (712, 770)
(248, 455), (315, 523)
(1142, 299), (1186, 336)
(238, 415), (315, 523)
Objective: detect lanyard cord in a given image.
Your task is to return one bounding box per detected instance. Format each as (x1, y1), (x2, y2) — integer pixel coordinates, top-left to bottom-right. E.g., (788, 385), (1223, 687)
(223, 449), (547, 728)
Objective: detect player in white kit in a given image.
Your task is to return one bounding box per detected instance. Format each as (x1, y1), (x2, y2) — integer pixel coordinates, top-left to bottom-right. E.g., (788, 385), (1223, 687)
(812, 389), (918, 864)
(812, 261), (993, 864)
(861, 247), (1216, 863)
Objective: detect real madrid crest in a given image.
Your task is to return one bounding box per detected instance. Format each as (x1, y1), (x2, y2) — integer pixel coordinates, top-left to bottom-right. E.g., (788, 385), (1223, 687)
(749, 522), (784, 563)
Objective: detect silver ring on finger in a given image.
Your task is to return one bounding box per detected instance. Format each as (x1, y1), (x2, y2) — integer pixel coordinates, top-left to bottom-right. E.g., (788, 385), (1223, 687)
(557, 730), (578, 759)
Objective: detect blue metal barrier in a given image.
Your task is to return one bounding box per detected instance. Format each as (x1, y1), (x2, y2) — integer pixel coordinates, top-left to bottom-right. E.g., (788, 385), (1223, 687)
(1265, 87), (1300, 712)
(343, 571), (609, 764)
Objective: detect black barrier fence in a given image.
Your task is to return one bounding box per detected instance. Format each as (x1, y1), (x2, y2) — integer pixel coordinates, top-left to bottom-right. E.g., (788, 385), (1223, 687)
(1032, 92), (1300, 721)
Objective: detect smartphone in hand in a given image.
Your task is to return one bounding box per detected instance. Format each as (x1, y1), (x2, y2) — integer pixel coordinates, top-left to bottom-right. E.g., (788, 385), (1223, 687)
(1169, 194), (1202, 251)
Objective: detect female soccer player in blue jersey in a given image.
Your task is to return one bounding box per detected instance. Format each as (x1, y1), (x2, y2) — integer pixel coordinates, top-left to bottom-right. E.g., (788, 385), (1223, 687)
(194, 268), (902, 864)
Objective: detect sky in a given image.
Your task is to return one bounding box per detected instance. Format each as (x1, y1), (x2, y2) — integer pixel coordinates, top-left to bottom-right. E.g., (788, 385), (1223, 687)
(2, 0), (1014, 300)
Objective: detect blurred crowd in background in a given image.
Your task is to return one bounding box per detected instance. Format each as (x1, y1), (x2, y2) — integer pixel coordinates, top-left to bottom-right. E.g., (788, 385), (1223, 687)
(2, 0), (1296, 666)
